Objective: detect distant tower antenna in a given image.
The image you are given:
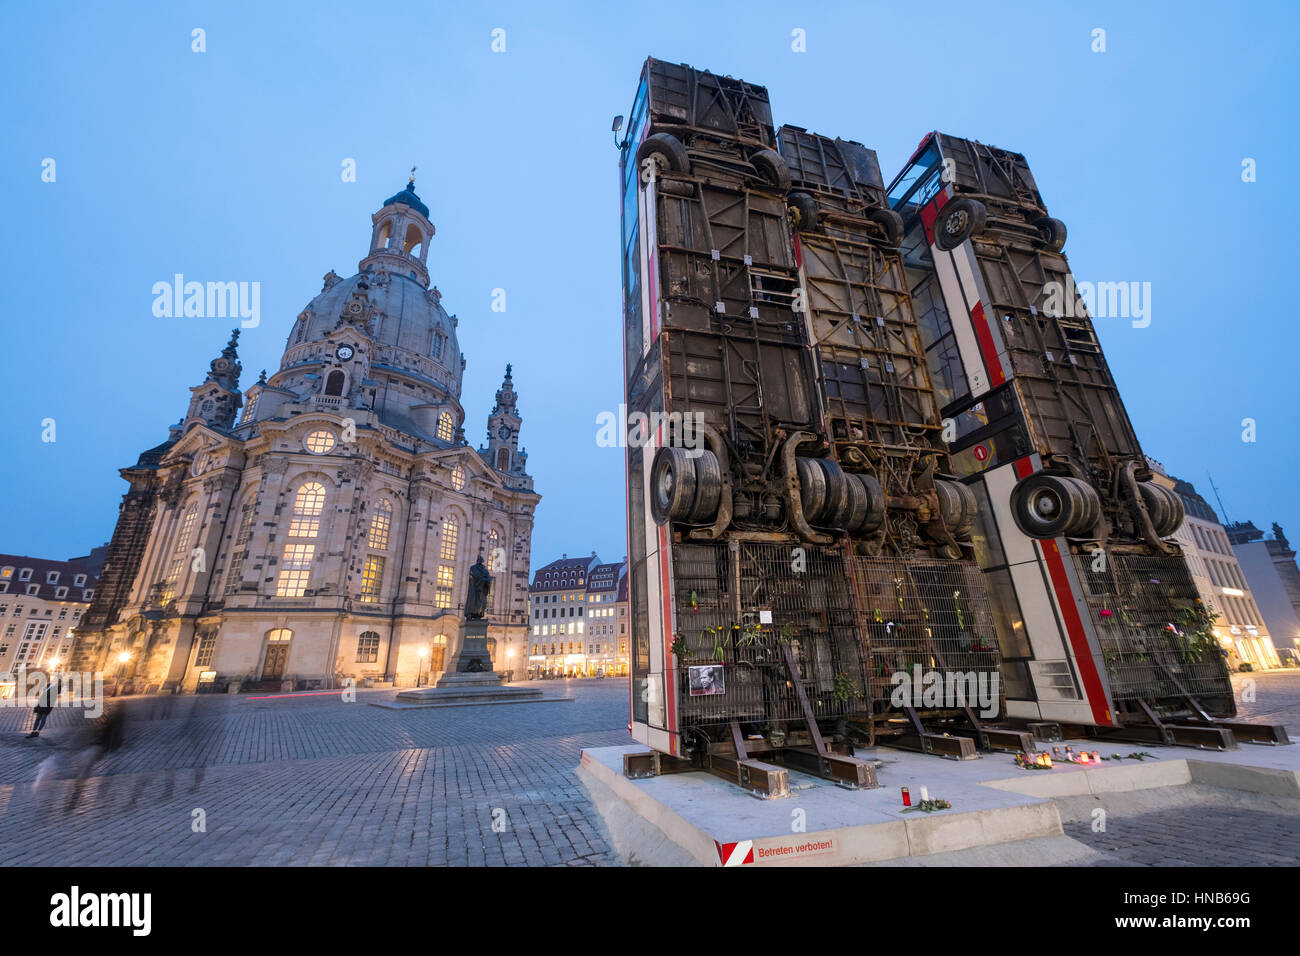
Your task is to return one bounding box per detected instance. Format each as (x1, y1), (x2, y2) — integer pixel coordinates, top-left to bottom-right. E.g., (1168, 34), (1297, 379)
(1207, 472), (1231, 524)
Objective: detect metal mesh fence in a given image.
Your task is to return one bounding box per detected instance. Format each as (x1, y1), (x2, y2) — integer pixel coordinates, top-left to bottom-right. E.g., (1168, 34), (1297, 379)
(1071, 551), (1235, 712)
(669, 541), (1001, 732)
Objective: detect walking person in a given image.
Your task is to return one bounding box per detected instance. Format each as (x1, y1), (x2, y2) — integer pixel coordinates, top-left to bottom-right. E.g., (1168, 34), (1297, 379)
(65, 702), (128, 813)
(25, 676), (60, 738)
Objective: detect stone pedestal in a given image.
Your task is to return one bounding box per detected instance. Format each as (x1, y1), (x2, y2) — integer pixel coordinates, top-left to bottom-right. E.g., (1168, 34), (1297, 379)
(437, 620), (502, 687)
(395, 618), (541, 706)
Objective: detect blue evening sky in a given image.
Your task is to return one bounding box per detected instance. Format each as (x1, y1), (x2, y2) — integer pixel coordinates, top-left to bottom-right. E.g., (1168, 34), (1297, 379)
(1, 0), (1296, 568)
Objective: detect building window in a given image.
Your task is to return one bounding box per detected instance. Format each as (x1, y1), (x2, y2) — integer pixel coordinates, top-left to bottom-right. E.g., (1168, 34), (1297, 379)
(359, 555), (385, 603)
(437, 411), (454, 443)
(196, 632), (217, 667)
(18, 569), (32, 582)
(55, 587), (68, 599)
(432, 333), (444, 359)
(26, 585), (38, 596)
(357, 631), (381, 663)
(451, 464), (466, 491)
(46, 571), (60, 585)
(177, 505), (199, 552)
(304, 430), (337, 454)
(368, 500), (392, 550)
(161, 555), (186, 604)
(73, 574), (86, 587)
(224, 498), (256, 596)
(288, 482), (326, 537)
(268, 628), (292, 642)
(487, 530), (502, 570)
(0, 568), (11, 580)
(441, 516), (458, 561)
(241, 390), (259, 423)
(435, 566), (455, 609)
(276, 544), (315, 597)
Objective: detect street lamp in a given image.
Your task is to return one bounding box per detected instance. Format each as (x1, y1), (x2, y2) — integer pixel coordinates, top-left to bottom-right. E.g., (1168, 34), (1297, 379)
(115, 651), (131, 696)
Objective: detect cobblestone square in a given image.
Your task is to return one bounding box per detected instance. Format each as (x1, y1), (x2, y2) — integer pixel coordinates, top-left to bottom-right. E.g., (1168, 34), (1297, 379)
(1, 672), (1296, 866)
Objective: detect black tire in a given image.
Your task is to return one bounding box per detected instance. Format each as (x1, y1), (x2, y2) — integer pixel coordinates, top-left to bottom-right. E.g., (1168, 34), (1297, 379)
(750, 148), (791, 191)
(797, 457), (828, 522)
(1158, 484), (1185, 537)
(935, 479), (977, 537)
(818, 459), (851, 528)
(1034, 216), (1067, 253)
(1061, 477), (1101, 536)
(842, 470), (869, 531)
(636, 132), (689, 176)
(688, 450), (723, 523)
(1010, 473), (1085, 539)
(934, 197), (987, 251)
(854, 473), (887, 534)
(1138, 482), (1169, 536)
(868, 206), (905, 247)
(650, 446), (697, 524)
(787, 192), (819, 232)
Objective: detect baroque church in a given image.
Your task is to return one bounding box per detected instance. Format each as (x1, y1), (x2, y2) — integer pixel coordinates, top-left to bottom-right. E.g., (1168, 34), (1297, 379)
(70, 178), (540, 691)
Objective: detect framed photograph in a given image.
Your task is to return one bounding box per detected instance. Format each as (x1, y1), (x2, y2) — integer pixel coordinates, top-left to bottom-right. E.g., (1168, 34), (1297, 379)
(688, 664), (725, 696)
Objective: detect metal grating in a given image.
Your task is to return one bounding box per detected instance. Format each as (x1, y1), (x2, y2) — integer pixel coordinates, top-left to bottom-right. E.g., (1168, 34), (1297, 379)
(668, 542), (1002, 732)
(1071, 552), (1235, 714)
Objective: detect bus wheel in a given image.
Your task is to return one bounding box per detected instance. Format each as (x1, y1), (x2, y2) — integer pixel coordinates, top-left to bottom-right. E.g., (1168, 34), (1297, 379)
(935, 480), (977, 537)
(935, 198), (987, 251)
(853, 473), (887, 534)
(1139, 482), (1184, 537)
(1034, 216), (1067, 253)
(797, 457), (829, 523)
(1061, 477), (1101, 535)
(650, 446), (698, 524)
(869, 206), (905, 247)
(1011, 473), (1086, 538)
(636, 133), (690, 176)
(750, 148), (791, 191)
(818, 459), (851, 527)
(688, 450), (723, 523)
(787, 192), (819, 231)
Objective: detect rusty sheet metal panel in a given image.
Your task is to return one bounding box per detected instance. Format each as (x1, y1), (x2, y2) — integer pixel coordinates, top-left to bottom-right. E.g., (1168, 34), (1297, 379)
(663, 329), (819, 453)
(973, 242), (1145, 468)
(778, 126), (885, 206)
(936, 133), (1045, 212)
(646, 58), (776, 148)
(1071, 552), (1236, 717)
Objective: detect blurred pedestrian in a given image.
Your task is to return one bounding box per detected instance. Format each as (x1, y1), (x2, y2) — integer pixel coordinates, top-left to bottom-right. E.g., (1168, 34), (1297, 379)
(65, 703), (128, 812)
(25, 677), (60, 738)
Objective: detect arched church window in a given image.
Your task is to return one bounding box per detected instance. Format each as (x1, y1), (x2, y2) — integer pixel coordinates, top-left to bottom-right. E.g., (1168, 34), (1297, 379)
(497, 448), (510, 471)
(325, 370), (346, 397)
(376, 218), (393, 250)
(368, 499), (392, 550)
(431, 333), (444, 359)
(450, 464), (466, 491)
(436, 411), (454, 443)
(440, 516), (458, 561)
(288, 482), (326, 537)
(241, 391), (259, 424)
(487, 530), (502, 571)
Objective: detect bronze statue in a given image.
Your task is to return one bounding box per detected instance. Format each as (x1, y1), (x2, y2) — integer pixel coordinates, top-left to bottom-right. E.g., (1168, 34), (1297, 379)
(465, 555), (492, 620)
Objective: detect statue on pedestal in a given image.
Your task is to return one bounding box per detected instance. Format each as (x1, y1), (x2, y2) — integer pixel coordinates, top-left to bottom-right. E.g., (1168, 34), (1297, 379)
(465, 555), (492, 620)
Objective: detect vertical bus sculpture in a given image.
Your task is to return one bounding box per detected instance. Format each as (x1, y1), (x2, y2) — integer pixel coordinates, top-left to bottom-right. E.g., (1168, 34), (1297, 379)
(618, 62), (1012, 795)
(886, 134), (1286, 748)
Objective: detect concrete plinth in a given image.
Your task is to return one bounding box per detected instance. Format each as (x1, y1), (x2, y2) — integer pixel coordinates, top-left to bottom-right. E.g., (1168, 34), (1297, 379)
(579, 735), (1300, 867)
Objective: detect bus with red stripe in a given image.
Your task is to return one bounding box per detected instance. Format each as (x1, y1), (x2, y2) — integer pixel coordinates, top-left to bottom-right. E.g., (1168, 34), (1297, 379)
(886, 132), (1239, 734)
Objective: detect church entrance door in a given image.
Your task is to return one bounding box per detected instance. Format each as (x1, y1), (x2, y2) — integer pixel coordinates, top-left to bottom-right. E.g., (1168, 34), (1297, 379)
(262, 644), (289, 681)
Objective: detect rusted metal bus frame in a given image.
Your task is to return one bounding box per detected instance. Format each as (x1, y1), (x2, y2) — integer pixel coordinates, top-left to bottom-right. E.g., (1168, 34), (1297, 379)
(885, 133), (1288, 749)
(618, 62), (1019, 796)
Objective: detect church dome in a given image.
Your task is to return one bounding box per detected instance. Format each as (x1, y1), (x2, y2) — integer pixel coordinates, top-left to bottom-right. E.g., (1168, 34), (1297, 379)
(288, 270), (462, 395)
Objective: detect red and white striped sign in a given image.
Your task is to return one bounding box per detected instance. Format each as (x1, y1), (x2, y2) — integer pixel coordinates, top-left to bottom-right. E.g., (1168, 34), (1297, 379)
(715, 840), (754, 867)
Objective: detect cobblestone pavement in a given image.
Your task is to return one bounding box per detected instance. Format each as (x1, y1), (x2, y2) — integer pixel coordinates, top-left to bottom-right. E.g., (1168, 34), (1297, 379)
(1, 671), (1295, 866)
(0, 679), (632, 866)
